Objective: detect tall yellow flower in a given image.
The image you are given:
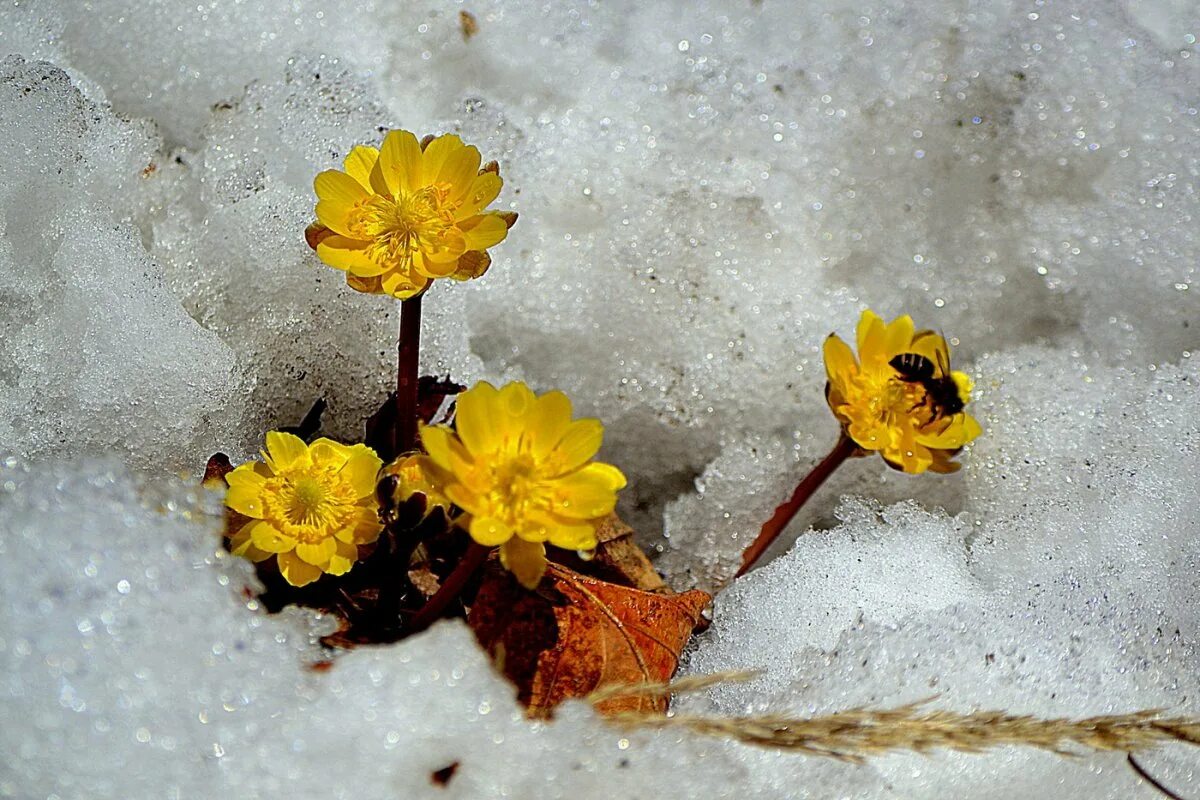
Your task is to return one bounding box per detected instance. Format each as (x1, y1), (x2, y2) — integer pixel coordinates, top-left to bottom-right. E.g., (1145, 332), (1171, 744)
(418, 381), (627, 589)
(311, 130), (514, 299)
(824, 309), (982, 474)
(224, 432), (384, 587)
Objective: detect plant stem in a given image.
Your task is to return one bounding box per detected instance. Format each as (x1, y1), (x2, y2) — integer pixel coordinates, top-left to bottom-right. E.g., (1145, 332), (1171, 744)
(407, 542), (490, 633)
(736, 433), (858, 578)
(395, 293), (423, 455)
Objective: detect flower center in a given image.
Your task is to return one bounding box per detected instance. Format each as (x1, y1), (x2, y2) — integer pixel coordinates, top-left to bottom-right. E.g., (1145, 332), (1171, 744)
(261, 468), (361, 544)
(288, 477), (330, 524)
(350, 185), (460, 268)
(844, 370), (939, 434)
(483, 454), (545, 523)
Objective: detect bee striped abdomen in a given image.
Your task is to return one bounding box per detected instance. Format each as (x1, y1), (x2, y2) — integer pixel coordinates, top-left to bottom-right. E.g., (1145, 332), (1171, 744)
(889, 352), (935, 380)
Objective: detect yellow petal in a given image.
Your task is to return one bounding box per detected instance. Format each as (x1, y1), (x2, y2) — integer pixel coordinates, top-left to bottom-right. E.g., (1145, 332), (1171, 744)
(315, 236), (386, 276)
(499, 537), (547, 590)
(314, 170), (368, 237)
(823, 334), (857, 385)
(856, 309), (885, 359)
(420, 427), (474, 477)
(228, 523), (271, 562)
(419, 133), (465, 186)
(224, 483), (266, 519)
(455, 381), (503, 454)
(961, 412), (982, 441)
(378, 130), (423, 196)
(420, 425), (455, 470)
(470, 515), (516, 546)
(445, 483), (482, 516)
(325, 538), (359, 576)
(536, 513), (598, 551)
(546, 419), (602, 476)
(846, 418), (888, 451)
(459, 213), (509, 250)
(498, 381), (535, 420)
(526, 390), (573, 458)
(295, 538), (337, 566)
(346, 273), (384, 294)
(413, 249), (460, 279)
(225, 465), (267, 488)
(552, 463), (625, 519)
(882, 315), (915, 359)
(342, 145), (380, 191)
(337, 511), (382, 545)
(434, 143), (482, 200)
(918, 419), (965, 449)
(927, 451), (963, 474)
(249, 521), (297, 554)
(454, 172), (503, 220)
(902, 444), (934, 474)
(339, 448), (383, 498)
(277, 551), (323, 587)
(307, 438), (351, 468)
(380, 269), (429, 300)
(264, 431), (310, 471)
(451, 250), (491, 281)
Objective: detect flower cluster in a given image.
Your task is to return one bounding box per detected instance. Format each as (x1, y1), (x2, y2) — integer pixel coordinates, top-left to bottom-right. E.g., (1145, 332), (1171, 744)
(224, 432), (383, 587)
(417, 380), (627, 589)
(311, 130), (514, 299)
(221, 126), (985, 605)
(823, 309), (981, 473)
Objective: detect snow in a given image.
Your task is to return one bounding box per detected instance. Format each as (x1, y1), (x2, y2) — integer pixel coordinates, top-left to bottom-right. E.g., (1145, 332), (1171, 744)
(1, 0), (1198, 796)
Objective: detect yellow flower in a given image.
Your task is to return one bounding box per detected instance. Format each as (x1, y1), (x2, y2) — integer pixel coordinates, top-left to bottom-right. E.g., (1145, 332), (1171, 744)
(377, 453), (451, 522)
(224, 432), (384, 587)
(311, 130), (514, 299)
(823, 309), (982, 474)
(418, 381), (627, 589)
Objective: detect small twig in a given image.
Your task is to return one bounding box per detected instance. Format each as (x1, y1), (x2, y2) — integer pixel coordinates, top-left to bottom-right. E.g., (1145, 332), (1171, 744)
(407, 542), (490, 633)
(736, 433), (858, 577)
(395, 293), (424, 455)
(1128, 753), (1191, 800)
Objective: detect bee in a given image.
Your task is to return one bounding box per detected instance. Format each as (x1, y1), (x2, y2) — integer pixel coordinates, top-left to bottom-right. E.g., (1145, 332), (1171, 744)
(889, 342), (965, 418)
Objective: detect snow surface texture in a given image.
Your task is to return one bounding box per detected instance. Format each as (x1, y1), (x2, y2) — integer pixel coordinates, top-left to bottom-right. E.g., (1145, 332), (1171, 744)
(0, 0), (1197, 797)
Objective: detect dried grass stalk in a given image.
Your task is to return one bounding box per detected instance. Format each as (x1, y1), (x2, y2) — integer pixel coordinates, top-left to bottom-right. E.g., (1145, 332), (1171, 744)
(591, 676), (1200, 762)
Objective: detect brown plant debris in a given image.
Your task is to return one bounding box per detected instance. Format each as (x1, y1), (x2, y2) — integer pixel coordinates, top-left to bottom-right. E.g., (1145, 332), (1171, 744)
(431, 761), (460, 787)
(459, 10), (478, 40)
(469, 562), (711, 718)
(598, 690), (1200, 762)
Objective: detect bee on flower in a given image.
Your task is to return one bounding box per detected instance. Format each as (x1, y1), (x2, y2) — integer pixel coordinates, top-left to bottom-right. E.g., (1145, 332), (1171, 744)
(739, 308), (983, 577)
(223, 432), (384, 587)
(309, 129), (517, 299)
(416, 381), (627, 589)
(823, 309), (982, 474)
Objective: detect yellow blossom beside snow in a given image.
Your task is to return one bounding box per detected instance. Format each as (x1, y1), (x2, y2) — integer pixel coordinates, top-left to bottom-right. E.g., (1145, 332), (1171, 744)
(224, 432), (383, 587)
(418, 381), (627, 589)
(824, 309), (981, 474)
(310, 130), (513, 299)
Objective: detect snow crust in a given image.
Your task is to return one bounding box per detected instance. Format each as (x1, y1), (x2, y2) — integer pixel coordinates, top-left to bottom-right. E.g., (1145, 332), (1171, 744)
(1, 0), (1198, 796)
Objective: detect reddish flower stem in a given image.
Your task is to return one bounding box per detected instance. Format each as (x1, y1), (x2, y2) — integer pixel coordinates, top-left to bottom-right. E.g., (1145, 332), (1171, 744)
(395, 293), (423, 455)
(407, 542), (490, 633)
(735, 433), (858, 578)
